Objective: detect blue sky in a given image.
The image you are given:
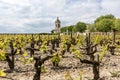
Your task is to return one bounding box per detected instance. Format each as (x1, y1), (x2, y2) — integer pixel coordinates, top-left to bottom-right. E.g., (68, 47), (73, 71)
(0, 0), (120, 33)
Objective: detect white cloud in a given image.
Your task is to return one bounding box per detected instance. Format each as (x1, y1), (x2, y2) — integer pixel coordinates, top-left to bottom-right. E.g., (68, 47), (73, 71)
(0, 0), (31, 6)
(0, 0), (120, 33)
(101, 0), (120, 17)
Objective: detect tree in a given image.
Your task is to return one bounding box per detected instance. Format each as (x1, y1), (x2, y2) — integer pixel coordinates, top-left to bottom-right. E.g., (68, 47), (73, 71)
(95, 14), (115, 23)
(75, 22), (86, 32)
(95, 19), (114, 32)
(60, 27), (67, 33)
(114, 19), (120, 31)
(94, 14), (115, 32)
(68, 25), (74, 32)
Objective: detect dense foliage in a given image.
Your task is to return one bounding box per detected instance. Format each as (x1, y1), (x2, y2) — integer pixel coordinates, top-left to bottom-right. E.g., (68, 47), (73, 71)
(75, 22), (86, 32)
(61, 14), (120, 33)
(114, 19), (120, 31)
(94, 14), (119, 32)
(95, 19), (114, 32)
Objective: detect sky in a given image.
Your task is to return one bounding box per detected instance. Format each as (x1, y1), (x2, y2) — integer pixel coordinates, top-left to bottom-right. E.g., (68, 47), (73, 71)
(0, 0), (120, 33)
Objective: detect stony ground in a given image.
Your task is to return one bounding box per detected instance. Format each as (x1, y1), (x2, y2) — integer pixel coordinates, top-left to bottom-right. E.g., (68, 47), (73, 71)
(0, 52), (120, 80)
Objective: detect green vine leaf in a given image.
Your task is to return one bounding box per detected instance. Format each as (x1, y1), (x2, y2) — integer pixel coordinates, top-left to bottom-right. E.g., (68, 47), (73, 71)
(0, 49), (6, 60)
(51, 52), (60, 64)
(0, 70), (6, 77)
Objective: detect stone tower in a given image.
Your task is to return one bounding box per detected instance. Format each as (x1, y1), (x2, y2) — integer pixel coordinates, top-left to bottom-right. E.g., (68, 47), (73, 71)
(55, 17), (61, 33)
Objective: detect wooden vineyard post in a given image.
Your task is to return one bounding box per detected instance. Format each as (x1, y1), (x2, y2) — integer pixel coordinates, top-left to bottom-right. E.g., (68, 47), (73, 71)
(56, 36), (60, 48)
(112, 29), (116, 44)
(30, 38), (35, 57)
(51, 39), (56, 50)
(108, 29), (116, 55)
(36, 34), (42, 47)
(70, 31), (72, 39)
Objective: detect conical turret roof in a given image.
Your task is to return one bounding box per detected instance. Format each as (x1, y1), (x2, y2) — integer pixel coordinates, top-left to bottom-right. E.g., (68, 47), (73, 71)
(55, 17), (60, 23)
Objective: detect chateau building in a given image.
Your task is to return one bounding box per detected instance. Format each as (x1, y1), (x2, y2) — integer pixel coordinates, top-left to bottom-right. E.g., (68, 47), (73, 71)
(51, 17), (61, 33)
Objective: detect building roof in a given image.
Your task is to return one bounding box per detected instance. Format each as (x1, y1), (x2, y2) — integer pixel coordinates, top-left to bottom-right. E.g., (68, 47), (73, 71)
(55, 17), (61, 23)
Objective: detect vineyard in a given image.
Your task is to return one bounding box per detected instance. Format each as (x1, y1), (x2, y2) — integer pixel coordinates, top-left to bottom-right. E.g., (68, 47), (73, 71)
(0, 32), (120, 80)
